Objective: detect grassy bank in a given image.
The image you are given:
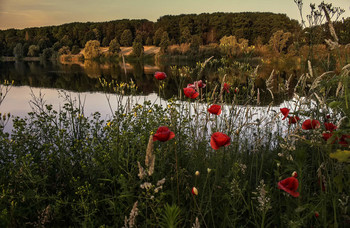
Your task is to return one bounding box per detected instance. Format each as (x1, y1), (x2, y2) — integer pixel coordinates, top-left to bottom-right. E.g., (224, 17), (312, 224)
(0, 63), (349, 227)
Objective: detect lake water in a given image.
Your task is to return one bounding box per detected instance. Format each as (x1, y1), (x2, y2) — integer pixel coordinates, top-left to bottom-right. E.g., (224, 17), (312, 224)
(0, 59), (304, 134)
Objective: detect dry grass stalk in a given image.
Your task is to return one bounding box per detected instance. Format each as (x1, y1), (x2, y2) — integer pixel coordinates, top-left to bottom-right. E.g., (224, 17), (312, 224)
(336, 81), (343, 97)
(192, 217), (200, 228)
(309, 71), (333, 92)
(145, 135), (155, 176)
(122, 201), (139, 228)
(342, 64), (350, 71)
(285, 74), (293, 91)
(265, 70), (275, 92)
(308, 60), (314, 78)
(137, 161), (146, 180)
(219, 74), (227, 103)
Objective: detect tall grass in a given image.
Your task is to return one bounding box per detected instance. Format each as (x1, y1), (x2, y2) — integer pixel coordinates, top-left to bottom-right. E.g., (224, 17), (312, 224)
(0, 58), (349, 227)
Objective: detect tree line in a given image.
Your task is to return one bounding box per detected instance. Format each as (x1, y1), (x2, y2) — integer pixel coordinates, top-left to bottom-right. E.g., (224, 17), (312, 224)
(0, 12), (349, 59)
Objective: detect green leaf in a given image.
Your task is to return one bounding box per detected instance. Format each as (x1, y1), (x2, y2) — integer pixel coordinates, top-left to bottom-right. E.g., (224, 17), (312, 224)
(330, 150), (350, 162)
(328, 101), (341, 108)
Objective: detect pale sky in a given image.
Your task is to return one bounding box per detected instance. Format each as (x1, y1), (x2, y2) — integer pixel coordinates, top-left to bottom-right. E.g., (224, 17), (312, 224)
(0, 0), (349, 30)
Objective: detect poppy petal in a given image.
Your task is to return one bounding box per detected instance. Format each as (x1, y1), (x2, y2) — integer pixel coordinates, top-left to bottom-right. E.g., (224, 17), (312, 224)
(210, 137), (220, 150)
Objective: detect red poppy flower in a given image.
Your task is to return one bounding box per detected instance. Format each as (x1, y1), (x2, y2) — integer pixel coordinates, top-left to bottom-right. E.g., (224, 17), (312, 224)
(208, 104), (222, 115)
(234, 87), (239, 93)
(278, 172), (299, 197)
(154, 71), (167, 80)
(183, 87), (199, 99)
(280, 108), (290, 120)
(324, 122), (337, 132)
(339, 134), (350, 146)
(153, 126), (175, 142)
(288, 116), (300, 124)
(222, 83), (230, 93)
(187, 83), (195, 89)
(322, 133), (337, 144)
(302, 119), (320, 130)
(195, 80), (206, 88)
(210, 132), (230, 150)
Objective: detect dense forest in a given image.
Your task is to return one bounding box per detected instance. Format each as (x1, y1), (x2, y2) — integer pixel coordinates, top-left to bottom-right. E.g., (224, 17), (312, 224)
(0, 12), (349, 59)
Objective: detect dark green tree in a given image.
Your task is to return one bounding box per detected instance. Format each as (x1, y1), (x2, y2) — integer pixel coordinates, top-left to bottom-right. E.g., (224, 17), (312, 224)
(160, 31), (170, 54)
(40, 48), (53, 60)
(180, 27), (192, 44)
(109, 38), (120, 54)
(132, 34), (144, 57)
(120, 29), (133, 46)
(190, 35), (202, 53)
(145, 37), (153, 46)
(27, 45), (40, 57)
(153, 28), (164, 46)
(13, 43), (24, 59)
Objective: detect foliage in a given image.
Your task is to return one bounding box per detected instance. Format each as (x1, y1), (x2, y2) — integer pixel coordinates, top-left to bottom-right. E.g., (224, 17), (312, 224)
(27, 45), (40, 57)
(13, 43), (23, 59)
(120, 29), (133, 47)
(83, 40), (101, 60)
(160, 31), (170, 54)
(268, 30), (292, 55)
(109, 38), (120, 54)
(132, 35), (144, 58)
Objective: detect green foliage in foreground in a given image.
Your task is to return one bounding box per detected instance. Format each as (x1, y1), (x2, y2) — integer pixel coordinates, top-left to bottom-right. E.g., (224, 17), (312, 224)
(0, 64), (350, 227)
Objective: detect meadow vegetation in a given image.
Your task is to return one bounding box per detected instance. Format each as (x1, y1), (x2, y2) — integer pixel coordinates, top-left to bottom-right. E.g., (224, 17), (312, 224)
(0, 1), (350, 227)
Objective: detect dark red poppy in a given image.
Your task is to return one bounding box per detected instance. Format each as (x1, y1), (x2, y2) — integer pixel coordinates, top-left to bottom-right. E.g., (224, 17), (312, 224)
(208, 104), (222, 115)
(324, 122), (337, 132)
(154, 71), (167, 80)
(302, 119), (320, 130)
(234, 87), (239, 93)
(187, 83), (195, 89)
(315, 212), (320, 218)
(339, 134), (350, 146)
(278, 172), (299, 197)
(210, 132), (230, 150)
(288, 116), (300, 124)
(322, 133), (337, 144)
(153, 126), (175, 142)
(280, 108), (290, 120)
(222, 83), (230, 93)
(183, 87), (199, 99)
(195, 80), (206, 89)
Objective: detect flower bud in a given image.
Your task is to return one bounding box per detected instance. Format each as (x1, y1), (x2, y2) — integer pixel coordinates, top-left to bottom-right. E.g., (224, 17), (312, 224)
(315, 211), (319, 218)
(195, 171), (200, 176)
(191, 187), (198, 196)
(207, 168), (212, 173)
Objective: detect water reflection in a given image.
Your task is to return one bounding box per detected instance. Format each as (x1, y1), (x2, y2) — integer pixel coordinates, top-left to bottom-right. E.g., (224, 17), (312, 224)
(0, 57), (316, 105)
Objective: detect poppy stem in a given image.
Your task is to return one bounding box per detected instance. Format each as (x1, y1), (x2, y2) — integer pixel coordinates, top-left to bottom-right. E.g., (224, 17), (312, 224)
(192, 194), (209, 228)
(175, 148), (180, 206)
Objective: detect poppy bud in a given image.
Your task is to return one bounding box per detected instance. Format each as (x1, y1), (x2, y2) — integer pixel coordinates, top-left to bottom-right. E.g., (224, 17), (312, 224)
(207, 168), (212, 173)
(192, 187), (198, 196)
(315, 212), (319, 218)
(292, 171), (297, 177)
(195, 171), (200, 176)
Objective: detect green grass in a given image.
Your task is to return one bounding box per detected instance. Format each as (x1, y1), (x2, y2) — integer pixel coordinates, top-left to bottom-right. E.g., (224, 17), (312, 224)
(0, 62), (349, 227)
